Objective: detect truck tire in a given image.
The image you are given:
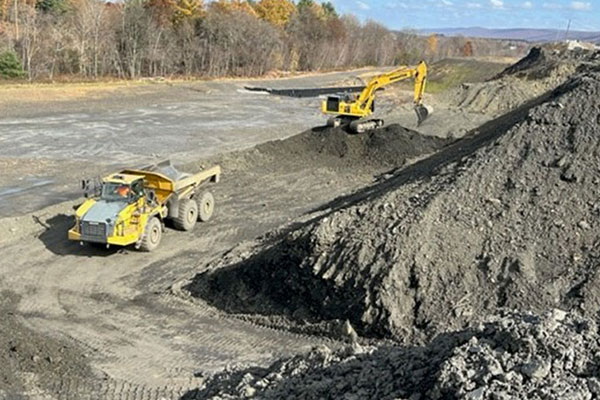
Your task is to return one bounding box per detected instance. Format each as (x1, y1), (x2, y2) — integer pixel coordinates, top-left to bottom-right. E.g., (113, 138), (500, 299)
(197, 191), (214, 222)
(140, 217), (162, 252)
(173, 198), (198, 231)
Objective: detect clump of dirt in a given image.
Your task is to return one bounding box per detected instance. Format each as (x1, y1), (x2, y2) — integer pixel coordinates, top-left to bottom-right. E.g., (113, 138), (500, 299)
(184, 310), (600, 400)
(447, 46), (600, 115)
(186, 70), (600, 341)
(0, 291), (95, 398)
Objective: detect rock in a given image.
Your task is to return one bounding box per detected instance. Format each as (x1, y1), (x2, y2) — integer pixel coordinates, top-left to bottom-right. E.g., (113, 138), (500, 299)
(550, 308), (567, 321)
(578, 220), (591, 230)
(342, 320), (359, 344)
(521, 359), (551, 379)
(556, 156), (568, 168)
(465, 387), (485, 400)
(587, 377), (600, 395)
(488, 359), (504, 377)
(242, 386), (256, 397)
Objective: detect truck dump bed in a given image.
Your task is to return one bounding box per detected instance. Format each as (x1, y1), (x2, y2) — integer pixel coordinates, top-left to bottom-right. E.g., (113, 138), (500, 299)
(120, 160), (221, 205)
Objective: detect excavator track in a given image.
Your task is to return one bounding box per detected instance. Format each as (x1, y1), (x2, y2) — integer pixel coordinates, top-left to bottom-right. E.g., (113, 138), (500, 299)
(348, 119), (384, 134)
(327, 116), (384, 134)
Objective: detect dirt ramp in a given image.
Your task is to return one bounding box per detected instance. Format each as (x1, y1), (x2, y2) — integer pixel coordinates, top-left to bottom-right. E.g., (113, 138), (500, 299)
(183, 310), (600, 400)
(187, 71), (600, 341)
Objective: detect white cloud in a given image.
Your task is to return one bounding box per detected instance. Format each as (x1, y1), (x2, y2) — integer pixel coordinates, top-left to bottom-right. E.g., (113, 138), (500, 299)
(356, 1), (370, 10)
(466, 2), (482, 8)
(522, 1), (533, 8)
(441, 0), (453, 6)
(542, 2), (562, 9)
(570, 1), (591, 10)
(489, 0), (504, 9)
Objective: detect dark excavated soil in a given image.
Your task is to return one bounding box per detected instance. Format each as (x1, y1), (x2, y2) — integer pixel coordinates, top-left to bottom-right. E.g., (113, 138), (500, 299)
(186, 69), (600, 344)
(207, 123), (451, 175)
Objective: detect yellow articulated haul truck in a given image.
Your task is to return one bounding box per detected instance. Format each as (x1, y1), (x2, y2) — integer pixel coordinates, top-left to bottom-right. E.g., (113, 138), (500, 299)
(68, 160), (220, 251)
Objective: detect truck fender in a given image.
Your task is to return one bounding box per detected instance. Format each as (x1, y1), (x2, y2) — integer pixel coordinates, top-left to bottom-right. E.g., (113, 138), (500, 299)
(166, 196), (180, 219)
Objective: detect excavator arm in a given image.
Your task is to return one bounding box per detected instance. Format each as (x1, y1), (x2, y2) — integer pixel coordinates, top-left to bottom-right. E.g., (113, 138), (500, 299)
(321, 61), (430, 132)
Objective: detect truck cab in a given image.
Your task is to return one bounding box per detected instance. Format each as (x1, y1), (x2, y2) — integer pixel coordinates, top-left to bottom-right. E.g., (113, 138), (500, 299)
(68, 173), (164, 247)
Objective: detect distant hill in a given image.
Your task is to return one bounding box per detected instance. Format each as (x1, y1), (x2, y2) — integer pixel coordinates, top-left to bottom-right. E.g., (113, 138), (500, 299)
(420, 27), (600, 42)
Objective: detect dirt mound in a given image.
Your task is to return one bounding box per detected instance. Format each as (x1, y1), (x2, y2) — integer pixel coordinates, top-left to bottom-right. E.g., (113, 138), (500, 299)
(494, 46), (555, 80)
(207, 123), (450, 175)
(183, 310), (600, 400)
(186, 70), (600, 341)
(447, 47), (599, 115)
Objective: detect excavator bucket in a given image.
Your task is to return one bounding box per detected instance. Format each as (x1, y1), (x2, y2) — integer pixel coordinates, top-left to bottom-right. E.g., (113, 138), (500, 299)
(415, 104), (431, 126)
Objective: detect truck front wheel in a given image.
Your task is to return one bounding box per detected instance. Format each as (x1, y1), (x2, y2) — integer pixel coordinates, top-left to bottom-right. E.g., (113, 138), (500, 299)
(140, 217), (162, 252)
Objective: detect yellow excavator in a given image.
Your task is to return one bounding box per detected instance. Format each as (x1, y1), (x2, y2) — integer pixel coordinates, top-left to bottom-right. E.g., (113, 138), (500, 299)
(321, 61), (430, 133)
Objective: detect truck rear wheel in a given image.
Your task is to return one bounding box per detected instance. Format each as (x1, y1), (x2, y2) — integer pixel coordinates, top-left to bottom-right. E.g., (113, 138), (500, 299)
(197, 191), (214, 222)
(174, 198), (198, 231)
(140, 217), (162, 252)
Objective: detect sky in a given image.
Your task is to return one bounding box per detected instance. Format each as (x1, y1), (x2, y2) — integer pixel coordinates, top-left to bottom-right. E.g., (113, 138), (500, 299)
(326, 0), (600, 31)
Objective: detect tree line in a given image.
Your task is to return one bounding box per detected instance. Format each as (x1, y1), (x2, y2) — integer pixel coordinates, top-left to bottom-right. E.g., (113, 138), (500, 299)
(0, 0), (524, 80)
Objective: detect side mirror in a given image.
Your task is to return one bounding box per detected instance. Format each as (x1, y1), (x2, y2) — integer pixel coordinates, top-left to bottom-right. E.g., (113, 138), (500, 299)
(82, 178), (102, 199)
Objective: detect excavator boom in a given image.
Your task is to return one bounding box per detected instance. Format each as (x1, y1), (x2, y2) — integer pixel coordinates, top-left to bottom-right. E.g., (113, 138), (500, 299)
(322, 61), (431, 132)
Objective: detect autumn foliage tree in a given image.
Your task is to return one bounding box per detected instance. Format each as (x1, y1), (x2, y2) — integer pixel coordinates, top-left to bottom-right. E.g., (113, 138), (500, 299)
(0, 0), (517, 80)
(463, 40), (473, 57)
(254, 0), (295, 27)
(426, 34), (437, 55)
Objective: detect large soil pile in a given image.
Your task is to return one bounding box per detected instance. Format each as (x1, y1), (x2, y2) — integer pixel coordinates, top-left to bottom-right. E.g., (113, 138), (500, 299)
(184, 310), (600, 400)
(447, 46), (599, 115)
(187, 70), (600, 341)
(207, 123), (450, 174)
